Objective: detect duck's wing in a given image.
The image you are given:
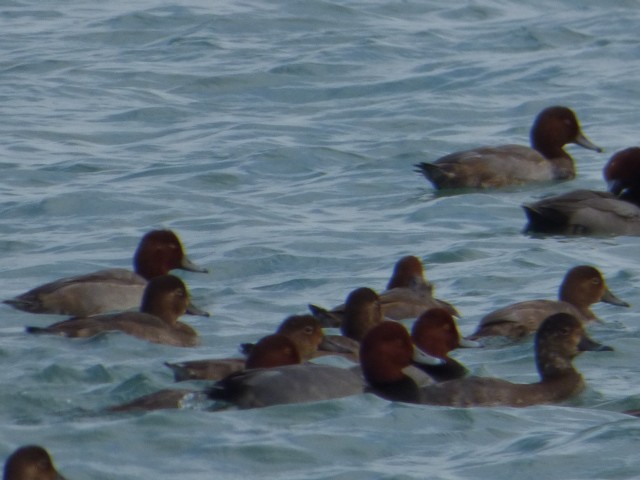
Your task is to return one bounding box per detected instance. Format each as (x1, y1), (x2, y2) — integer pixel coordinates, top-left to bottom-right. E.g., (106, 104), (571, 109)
(470, 300), (578, 339)
(5, 268), (145, 316)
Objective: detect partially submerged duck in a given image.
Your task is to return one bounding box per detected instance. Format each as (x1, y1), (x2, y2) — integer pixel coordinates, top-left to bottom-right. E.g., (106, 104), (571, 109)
(468, 265), (628, 341)
(416, 106), (602, 190)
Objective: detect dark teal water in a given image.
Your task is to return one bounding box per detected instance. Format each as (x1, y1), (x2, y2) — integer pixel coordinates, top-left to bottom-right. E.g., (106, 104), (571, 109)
(2, 1), (640, 478)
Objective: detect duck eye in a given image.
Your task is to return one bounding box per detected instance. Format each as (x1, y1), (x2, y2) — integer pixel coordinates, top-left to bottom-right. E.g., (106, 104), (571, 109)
(559, 327), (570, 336)
(591, 278), (601, 285)
(304, 326), (314, 335)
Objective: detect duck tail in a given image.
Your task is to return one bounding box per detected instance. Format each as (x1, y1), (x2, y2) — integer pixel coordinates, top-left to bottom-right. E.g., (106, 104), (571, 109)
(414, 162), (446, 189)
(25, 326), (48, 335)
(164, 362), (190, 382)
(3, 296), (43, 313)
(308, 304), (342, 328)
(521, 203), (567, 234)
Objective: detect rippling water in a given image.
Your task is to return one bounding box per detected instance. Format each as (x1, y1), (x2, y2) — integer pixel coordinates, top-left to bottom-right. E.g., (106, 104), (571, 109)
(2, 0), (640, 478)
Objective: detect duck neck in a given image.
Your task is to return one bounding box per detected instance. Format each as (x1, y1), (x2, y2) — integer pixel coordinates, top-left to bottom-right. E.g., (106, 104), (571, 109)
(367, 376), (421, 404)
(342, 306), (382, 342)
(418, 358), (468, 382)
(536, 350), (579, 381)
(558, 292), (594, 321)
(531, 136), (575, 179)
(141, 301), (177, 325)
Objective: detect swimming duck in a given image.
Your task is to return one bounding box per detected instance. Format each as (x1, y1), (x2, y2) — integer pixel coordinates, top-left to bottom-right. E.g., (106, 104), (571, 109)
(310, 256), (458, 324)
(364, 313), (607, 407)
(415, 106), (602, 190)
(26, 275), (201, 347)
(206, 337), (366, 410)
(468, 265), (628, 340)
(523, 148), (640, 236)
(3, 230), (209, 317)
(3, 445), (66, 480)
(411, 308), (480, 382)
(165, 314), (338, 382)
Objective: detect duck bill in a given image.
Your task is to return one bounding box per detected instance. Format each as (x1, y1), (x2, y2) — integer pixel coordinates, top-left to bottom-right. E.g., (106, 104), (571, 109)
(186, 300), (210, 317)
(180, 256), (209, 274)
(578, 334), (613, 352)
(308, 304), (342, 328)
(318, 335), (359, 355)
(458, 337), (483, 348)
(412, 345), (444, 366)
(600, 287), (630, 307)
(574, 132), (603, 153)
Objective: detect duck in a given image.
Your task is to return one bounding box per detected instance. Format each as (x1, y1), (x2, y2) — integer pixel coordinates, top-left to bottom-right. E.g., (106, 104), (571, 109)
(108, 333), (303, 412)
(363, 313), (608, 407)
(411, 308), (480, 382)
(3, 229), (209, 317)
(523, 147), (640, 236)
(310, 256), (458, 325)
(415, 106), (602, 190)
(468, 265), (628, 340)
(26, 275), (201, 347)
(164, 314), (350, 382)
(3, 445), (66, 480)
(206, 339), (366, 410)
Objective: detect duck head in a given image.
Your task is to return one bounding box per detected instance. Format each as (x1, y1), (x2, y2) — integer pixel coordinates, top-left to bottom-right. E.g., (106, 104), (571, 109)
(133, 230), (208, 280)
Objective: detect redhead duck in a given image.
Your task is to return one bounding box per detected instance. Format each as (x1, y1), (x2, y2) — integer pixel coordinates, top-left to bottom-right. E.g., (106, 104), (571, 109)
(165, 314), (338, 382)
(524, 148), (640, 236)
(206, 337), (366, 410)
(109, 333), (302, 412)
(359, 321), (447, 402)
(411, 308), (480, 382)
(3, 445), (66, 480)
(310, 256), (458, 323)
(364, 313), (607, 407)
(26, 275), (201, 347)
(4, 230), (208, 317)
(415, 106), (602, 190)
(469, 266), (628, 341)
